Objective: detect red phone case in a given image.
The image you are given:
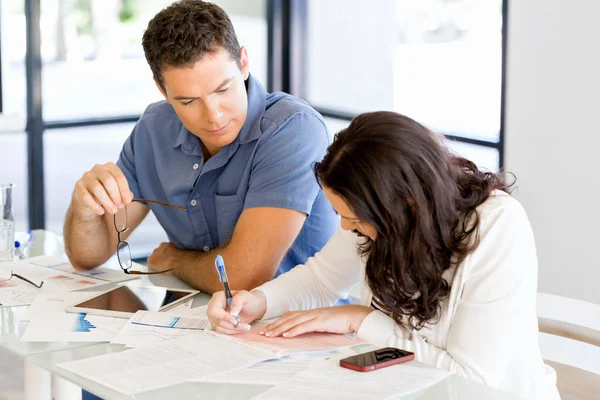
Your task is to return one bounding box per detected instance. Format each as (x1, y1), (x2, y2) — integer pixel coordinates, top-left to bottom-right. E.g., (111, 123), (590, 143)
(339, 351), (415, 372)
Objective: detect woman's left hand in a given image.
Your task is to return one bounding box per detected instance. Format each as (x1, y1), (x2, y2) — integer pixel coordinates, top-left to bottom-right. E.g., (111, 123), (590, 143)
(261, 305), (374, 338)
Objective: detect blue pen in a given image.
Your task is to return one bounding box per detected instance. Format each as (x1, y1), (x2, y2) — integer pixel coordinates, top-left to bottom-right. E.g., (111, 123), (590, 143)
(214, 255), (238, 328)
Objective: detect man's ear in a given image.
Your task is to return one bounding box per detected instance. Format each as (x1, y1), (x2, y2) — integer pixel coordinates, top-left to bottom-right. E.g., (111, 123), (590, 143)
(239, 46), (250, 80)
(154, 80), (170, 103)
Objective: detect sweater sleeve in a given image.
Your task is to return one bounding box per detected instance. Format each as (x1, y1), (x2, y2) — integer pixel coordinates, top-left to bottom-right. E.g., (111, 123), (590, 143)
(255, 226), (364, 320)
(356, 197), (538, 389)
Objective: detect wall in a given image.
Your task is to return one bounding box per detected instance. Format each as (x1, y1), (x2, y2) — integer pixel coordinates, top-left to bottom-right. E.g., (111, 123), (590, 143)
(504, 0), (600, 303)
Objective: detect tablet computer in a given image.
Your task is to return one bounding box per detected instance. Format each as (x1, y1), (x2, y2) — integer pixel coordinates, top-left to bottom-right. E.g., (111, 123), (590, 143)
(65, 283), (199, 319)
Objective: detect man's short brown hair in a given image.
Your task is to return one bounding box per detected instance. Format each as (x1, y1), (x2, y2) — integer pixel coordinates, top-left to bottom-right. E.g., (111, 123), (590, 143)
(142, 0), (241, 89)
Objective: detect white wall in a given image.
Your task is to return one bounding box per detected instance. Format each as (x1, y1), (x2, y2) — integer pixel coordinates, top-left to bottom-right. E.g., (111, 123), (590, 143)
(505, 0), (600, 303)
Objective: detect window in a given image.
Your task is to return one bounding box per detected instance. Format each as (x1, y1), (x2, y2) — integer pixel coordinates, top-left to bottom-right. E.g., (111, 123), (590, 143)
(306, 0), (504, 170)
(5, 0), (267, 122)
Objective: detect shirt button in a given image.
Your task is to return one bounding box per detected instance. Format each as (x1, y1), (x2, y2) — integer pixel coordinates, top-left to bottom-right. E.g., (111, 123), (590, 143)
(203, 246), (210, 252)
(193, 163), (199, 170)
(190, 199), (197, 206)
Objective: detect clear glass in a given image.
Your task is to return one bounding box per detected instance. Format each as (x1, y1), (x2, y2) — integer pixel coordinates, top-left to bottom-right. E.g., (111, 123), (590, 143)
(0, 183), (16, 262)
(307, 0), (503, 142)
(117, 241), (132, 270)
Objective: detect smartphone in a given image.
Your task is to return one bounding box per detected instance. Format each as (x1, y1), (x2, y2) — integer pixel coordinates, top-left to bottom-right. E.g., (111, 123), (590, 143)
(339, 347), (415, 372)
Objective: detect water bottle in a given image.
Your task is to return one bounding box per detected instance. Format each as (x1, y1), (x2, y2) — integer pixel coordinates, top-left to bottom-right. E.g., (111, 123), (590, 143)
(0, 183), (15, 262)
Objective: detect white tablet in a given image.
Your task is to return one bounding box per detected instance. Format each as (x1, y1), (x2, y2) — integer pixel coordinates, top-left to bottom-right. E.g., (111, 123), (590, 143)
(65, 283), (199, 319)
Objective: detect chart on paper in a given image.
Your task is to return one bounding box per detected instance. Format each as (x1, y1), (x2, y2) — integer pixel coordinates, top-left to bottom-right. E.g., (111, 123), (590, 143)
(20, 292), (127, 342)
(111, 310), (209, 347)
(0, 287), (38, 307)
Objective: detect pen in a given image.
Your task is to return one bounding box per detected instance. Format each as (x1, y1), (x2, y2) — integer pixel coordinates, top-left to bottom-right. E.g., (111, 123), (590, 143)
(214, 255), (238, 329)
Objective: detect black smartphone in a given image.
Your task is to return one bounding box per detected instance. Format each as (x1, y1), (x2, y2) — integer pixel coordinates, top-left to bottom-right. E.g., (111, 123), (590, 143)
(339, 347), (415, 372)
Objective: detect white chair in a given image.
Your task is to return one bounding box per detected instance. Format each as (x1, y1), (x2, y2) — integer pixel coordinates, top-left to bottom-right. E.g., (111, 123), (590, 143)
(537, 293), (600, 400)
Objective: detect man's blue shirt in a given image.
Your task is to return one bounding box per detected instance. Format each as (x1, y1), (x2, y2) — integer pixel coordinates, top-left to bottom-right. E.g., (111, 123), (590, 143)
(116, 75), (338, 276)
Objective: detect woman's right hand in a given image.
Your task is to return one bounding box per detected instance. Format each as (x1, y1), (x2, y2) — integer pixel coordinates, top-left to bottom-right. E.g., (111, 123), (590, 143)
(207, 290), (267, 334)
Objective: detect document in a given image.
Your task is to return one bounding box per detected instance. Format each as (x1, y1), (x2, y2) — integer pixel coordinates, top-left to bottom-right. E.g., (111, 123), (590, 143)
(165, 299), (197, 315)
(110, 310), (210, 348)
(0, 282), (39, 307)
(130, 310), (209, 330)
(27, 255), (138, 284)
(195, 358), (311, 385)
(59, 333), (275, 395)
(20, 292), (127, 342)
(0, 258), (110, 306)
(251, 356), (451, 399)
(218, 323), (363, 356)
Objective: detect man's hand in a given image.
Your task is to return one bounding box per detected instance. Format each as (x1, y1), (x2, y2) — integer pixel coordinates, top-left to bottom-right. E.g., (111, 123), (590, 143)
(73, 162), (134, 217)
(147, 242), (190, 274)
(65, 162), (149, 271)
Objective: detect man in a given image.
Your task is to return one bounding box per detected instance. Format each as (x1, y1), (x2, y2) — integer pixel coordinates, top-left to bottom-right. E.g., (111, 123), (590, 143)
(63, 0), (337, 294)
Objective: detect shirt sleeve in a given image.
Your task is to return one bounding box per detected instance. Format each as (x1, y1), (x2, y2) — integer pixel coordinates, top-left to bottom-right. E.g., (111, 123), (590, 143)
(356, 198), (538, 389)
(116, 122), (142, 199)
(256, 226), (363, 319)
(244, 111), (330, 215)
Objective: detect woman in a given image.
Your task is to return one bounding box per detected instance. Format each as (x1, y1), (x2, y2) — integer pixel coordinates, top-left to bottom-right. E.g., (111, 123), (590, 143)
(207, 111), (559, 399)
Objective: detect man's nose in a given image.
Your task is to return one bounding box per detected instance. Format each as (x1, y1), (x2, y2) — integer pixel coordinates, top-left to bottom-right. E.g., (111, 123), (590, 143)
(205, 99), (224, 123)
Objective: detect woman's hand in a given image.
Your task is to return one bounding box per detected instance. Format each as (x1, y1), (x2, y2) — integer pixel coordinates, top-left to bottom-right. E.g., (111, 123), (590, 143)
(261, 305), (374, 338)
(207, 290), (267, 334)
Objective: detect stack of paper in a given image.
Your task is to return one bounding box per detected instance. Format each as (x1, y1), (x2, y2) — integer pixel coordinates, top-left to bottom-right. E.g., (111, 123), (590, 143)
(58, 332), (276, 395)
(251, 356), (451, 399)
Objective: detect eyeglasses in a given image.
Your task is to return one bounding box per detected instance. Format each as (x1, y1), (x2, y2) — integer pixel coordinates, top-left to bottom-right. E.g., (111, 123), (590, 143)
(2, 271), (44, 288)
(114, 198), (186, 275)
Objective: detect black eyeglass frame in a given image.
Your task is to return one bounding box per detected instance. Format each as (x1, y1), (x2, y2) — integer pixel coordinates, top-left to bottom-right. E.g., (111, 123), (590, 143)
(4, 271), (44, 288)
(114, 198), (185, 275)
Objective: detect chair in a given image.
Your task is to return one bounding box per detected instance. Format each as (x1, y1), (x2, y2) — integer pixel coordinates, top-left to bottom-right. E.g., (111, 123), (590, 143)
(537, 293), (600, 400)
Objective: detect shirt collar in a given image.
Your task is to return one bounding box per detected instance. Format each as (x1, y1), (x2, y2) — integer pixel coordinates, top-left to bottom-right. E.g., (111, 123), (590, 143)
(173, 123), (201, 156)
(173, 74), (267, 157)
(236, 74), (267, 145)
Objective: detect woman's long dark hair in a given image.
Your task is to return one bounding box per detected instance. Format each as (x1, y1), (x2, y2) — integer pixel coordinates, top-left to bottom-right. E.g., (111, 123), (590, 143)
(314, 111), (512, 331)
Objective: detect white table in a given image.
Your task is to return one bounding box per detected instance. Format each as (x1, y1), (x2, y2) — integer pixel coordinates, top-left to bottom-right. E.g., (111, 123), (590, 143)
(0, 231), (520, 399)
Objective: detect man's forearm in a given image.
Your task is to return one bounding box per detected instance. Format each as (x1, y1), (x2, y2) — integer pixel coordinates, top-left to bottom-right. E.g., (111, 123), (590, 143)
(171, 248), (275, 294)
(63, 202), (114, 270)
(173, 249), (226, 294)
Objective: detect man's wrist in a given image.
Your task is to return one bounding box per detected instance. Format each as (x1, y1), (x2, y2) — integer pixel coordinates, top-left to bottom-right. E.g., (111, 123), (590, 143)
(70, 195), (101, 221)
(173, 247), (198, 273)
